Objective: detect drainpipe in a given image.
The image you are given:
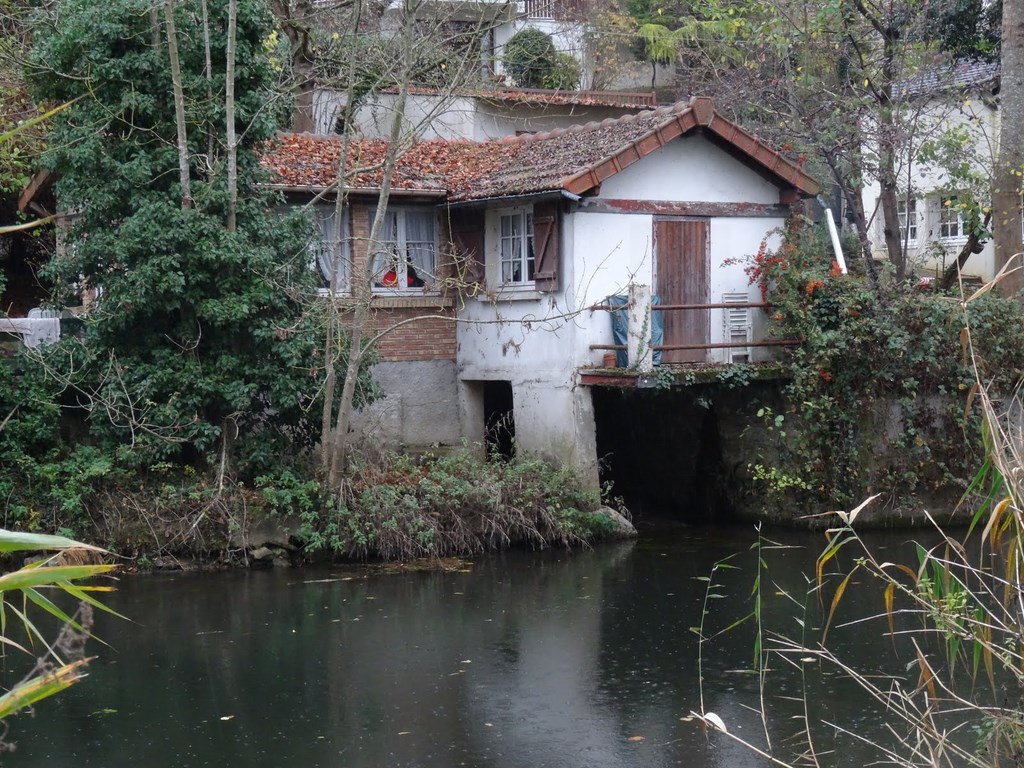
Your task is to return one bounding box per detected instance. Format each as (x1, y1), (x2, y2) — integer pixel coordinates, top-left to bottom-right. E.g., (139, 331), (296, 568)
(817, 195), (848, 275)
(627, 282), (654, 373)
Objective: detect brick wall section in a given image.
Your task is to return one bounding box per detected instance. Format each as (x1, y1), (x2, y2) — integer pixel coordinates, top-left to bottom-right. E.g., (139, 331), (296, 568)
(345, 200), (457, 364)
(367, 309), (456, 361)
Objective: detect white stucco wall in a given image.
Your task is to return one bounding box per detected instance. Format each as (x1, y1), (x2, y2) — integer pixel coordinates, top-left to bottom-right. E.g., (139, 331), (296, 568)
(353, 94), (480, 141)
(472, 103), (640, 140)
(599, 134), (783, 204)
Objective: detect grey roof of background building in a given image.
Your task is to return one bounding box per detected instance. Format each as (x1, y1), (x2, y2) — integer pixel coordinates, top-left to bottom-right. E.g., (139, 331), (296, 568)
(900, 59), (999, 98)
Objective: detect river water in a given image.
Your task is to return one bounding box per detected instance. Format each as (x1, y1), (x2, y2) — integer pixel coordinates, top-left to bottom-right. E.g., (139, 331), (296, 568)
(7, 527), (964, 767)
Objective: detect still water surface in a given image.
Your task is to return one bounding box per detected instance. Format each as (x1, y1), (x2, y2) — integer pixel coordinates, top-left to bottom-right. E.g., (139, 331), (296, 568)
(10, 527), (946, 767)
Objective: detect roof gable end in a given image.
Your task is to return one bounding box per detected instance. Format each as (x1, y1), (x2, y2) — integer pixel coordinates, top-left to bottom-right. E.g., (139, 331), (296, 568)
(546, 96), (818, 199)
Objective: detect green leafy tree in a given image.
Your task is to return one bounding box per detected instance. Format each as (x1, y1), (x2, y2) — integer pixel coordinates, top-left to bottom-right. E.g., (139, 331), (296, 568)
(503, 27), (557, 88)
(637, 22), (683, 88)
(665, 0), (998, 283)
(27, 0), (321, 475)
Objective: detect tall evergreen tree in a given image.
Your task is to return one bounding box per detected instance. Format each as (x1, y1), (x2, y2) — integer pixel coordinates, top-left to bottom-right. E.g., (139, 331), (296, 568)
(28, 0), (321, 473)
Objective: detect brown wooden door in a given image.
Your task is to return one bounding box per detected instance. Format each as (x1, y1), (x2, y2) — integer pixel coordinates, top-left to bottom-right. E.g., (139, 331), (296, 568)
(655, 218), (709, 364)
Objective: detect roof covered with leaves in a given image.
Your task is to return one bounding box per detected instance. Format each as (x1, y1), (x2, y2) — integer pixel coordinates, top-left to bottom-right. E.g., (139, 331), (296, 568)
(263, 97), (820, 203)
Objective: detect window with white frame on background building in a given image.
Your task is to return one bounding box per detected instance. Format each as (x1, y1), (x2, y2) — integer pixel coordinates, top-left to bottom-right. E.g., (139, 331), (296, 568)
(938, 195), (966, 241)
(314, 204), (349, 294)
(897, 197), (917, 243)
(499, 208), (535, 285)
(371, 207), (437, 291)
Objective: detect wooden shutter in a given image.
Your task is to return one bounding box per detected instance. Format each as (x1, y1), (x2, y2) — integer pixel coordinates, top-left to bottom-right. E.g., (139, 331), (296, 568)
(449, 209), (485, 288)
(532, 201), (560, 293)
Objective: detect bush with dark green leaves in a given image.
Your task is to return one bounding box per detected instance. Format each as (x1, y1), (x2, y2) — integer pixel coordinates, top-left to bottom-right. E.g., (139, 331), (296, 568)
(503, 28), (558, 88)
(27, 0), (325, 474)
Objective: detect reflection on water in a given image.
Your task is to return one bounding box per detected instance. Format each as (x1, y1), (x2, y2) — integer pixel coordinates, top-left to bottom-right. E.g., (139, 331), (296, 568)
(7, 528), (958, 767)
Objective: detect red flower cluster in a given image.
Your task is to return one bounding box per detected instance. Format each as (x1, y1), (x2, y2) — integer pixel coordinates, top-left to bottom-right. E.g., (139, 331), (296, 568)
(805, 279), (824, 295)
(745, 237), (789, 302)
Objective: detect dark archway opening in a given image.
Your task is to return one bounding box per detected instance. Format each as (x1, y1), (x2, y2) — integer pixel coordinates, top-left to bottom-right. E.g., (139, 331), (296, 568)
(592, 386), (736, 526)
(484, 380), (515, 460)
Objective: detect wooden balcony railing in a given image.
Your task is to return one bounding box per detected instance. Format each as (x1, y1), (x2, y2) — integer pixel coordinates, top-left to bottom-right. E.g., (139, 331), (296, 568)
(523, 0), (584, 20)
(588, 285), (800, 370)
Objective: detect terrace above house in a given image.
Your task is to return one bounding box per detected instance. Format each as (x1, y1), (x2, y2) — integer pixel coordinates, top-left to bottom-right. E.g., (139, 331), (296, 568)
(312, 86), (657, 139)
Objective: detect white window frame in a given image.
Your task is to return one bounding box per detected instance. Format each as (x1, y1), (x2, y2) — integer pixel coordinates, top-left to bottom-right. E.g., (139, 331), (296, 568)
(938, 195), (967, 242)
(497, 207), (535, 287)
(897, 197), (918, 245)
(371, 207), (438, 295)
(313, 203), (350, 296)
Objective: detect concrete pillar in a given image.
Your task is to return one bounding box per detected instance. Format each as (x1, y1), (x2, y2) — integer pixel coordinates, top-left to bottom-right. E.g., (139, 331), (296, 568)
(627, 282), (654, 373)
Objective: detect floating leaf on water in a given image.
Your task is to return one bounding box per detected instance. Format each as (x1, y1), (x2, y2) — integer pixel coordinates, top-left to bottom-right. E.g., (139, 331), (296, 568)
(398, 731), (411, 736)
(704, 712), (727, 733)
(627, 735), (645, 742)
(91, 708), (118, 717)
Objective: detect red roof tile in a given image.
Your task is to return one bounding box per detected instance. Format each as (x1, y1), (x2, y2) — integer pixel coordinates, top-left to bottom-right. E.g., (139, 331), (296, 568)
(262, 97), (820, 202)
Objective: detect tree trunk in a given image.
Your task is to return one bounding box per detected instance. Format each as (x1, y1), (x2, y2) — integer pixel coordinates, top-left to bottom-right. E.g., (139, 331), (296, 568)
(822, 148), (881, 291)
(201, 0), (215, 163)
(993, 0), (1024, 298)
(318, 0), (364, 474)
(292, 62), (317, 133)
(270, 0), (319, 133)
(163, 0), (192, 209)
(225, 0), (238, 232)
(939, 211), (991, 290)
(327, 0), (418, 486)
(876, 33), (906, 280)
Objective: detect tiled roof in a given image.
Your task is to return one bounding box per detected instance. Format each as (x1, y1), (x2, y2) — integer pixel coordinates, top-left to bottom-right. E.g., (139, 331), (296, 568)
(263, 96), (820, 202)
(900, 59), (999, 97)
(379, 85), (658, 109)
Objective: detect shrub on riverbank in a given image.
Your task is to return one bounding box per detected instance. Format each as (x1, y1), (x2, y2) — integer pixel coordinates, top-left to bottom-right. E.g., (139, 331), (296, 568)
(256, 450), (619, 561)
(738, 219), (1024, 519)
(0, 423), (619, 563)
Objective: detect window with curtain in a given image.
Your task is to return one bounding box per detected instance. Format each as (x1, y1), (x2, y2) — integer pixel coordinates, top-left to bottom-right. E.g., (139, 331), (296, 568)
(371, 207), (437, 291)
(499, 209), (535, 285)
(314, 204), (349, 293)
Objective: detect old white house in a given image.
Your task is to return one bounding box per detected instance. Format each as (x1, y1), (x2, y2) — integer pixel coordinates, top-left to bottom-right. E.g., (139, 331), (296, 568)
(266, 96), (819, 485)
